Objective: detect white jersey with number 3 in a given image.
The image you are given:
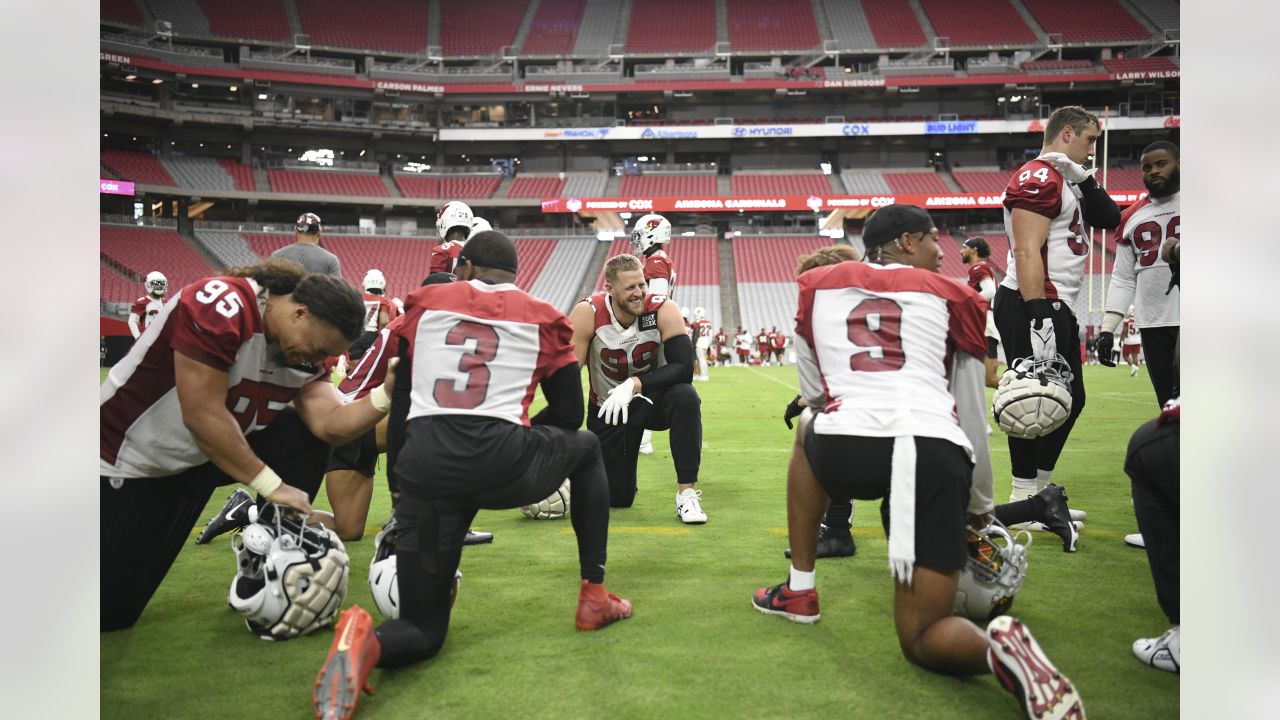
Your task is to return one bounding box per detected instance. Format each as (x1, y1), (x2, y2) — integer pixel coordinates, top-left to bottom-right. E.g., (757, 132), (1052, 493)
(795, 262), (988, 453)
(1001, 158), (1090, 312)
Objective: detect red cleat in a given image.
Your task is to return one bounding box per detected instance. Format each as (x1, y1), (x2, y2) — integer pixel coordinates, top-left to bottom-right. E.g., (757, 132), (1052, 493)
(313, 606), (382, 720)
(752, 581), (820, 624)
(575, 580), (633, 631)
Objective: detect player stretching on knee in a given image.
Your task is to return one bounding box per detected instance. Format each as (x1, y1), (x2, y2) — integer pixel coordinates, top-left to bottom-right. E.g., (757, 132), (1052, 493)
(571, 254), (707, 523)
(753, 205), (1084, 719)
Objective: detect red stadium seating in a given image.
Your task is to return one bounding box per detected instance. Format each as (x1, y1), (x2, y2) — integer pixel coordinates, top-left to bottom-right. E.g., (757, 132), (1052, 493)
(732, 236), (831, 283)
(440, 176), (502, 199)
(440, 0), (528, 55)
(1022, 0), (1150, 42)
(1021, 59), (1095, 72)
(919, 0), (1037, 46)
(626, 0), (716, 53)
(295, 0), (428, 53)
(393, 175), (441, 199)
(197, 0), (291, 41)
(511, 239), (558, 291)
(101, 262), (140, 303)
(592, 236), (719, 290)
(100, 226), (214, 294)
(861, 0), (928, 48)
(506, 176), (568, 198)
(728, 0), (820, 51)
(217, 158), (256, 191)
(102, 0), (144, 26)
(731, 173), (830, 196)
(267, 169), (388, 197)
(1102, 167), (1144, 189)
(884, 171), (951, 194)
(1101, 56), (1178, 75)
(101, 150), (176, 186)
(521, 0), (587, 55)
(952, 170), (1010, 193)
(937, 232), (977, 279)
(619, 175), (718, 196)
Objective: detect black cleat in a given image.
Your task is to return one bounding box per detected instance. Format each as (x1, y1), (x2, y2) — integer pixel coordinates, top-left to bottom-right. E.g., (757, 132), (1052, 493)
(195, 487), (255, 544)
(463, 529), (493, 546)
(1036, 484), (1079, 553)
(785, 525), (856, 559)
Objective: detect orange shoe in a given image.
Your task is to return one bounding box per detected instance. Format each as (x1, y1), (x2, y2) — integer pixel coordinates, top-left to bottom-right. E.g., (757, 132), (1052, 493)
(313, 606), (382, 720)
(575, 580), (633, 631)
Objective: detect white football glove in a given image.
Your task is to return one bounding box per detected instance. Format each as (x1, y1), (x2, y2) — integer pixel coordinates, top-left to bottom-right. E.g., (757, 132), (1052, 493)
(1029, 316), (1057, 363)
(1038, 151), (1097, 185)
(598, 380), (644, 426)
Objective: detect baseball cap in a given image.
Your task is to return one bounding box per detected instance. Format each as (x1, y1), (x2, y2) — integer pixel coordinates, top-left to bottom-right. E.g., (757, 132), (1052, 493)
(862, 204), (935, 249)
(296, 212), (322, 234)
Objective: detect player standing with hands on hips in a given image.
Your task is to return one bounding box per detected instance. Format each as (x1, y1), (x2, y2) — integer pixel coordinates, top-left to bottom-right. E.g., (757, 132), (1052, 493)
(995, 105), (1120, 516)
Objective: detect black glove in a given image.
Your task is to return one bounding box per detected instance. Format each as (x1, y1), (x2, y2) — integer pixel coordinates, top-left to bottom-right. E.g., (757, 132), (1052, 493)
(1166, 262), (1179, 294)
(784, 395), (804, 430)
(1096, 332), (1116, 367)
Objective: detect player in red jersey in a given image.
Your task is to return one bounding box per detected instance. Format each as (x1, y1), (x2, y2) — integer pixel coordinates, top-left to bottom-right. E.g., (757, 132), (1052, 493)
(960, 237), (1003, 388)
(996, 105), (1120, 513)
(714, 328), (729, 366)
(128, 271), (168, 339)
(753, 205), (1085, 719)
(770, 327), (787, 364)
(101, 259), (390, 631)
(429, 201), (475, 274)
(312, 232), (630, 720)
(756, 328), (772, 364)
(632, 213), (675, 451)
(571, 254), (708, 523)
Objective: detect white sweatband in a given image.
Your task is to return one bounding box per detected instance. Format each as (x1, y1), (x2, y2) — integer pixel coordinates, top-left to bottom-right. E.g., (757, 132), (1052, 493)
(248, 466), (283, 497)
(1100, 311), (1125, 335)
(368, 384), (391, 413)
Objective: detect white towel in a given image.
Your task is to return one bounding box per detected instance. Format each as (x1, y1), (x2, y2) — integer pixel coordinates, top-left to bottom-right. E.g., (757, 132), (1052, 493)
(887, 436), (917, 587)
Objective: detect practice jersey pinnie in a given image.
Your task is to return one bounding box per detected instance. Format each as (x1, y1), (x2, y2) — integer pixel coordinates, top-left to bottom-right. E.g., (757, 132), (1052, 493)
(643, 250), (676, 297)
(967, 259), (997, 293)
(395, 280), (576, 426)
(1001, 158), (1090, 312)
(1122, 317), (1142, 346)
(360, 292), (397, 333)
(583, 292), (667, 405)
(1108, 192), (1180, 328)
(795, 262), (988, 452)
(430, 241), (465, 274)
(130, 295), (164, 333)
(101, 277), (330, 478)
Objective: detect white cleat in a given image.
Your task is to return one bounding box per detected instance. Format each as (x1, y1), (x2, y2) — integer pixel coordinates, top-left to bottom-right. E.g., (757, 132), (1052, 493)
(1124, 533), (1146, 548)
(638, 429), (654, 455)
(987, 615), (1086, 719)
(1132, 626), (1179, 673)
(676, 488), (707, 524)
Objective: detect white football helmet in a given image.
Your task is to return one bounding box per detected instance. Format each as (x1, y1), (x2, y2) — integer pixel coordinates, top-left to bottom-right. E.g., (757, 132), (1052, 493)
(468, 216), (492, 240)
(953, 521), (1031, 623)
(228, 505), (350, 641)
(520, 478), (571, 520)
(436, 201), (474, 240)
(362, 268), (387, 294)
(680, 306), (690, 321)
(992, 355), (1074, 439)
(630, 213), (671, 255)
(144, 271), (167, 297)
(693, 306), (706, 322)
(368, 516), (461, 620)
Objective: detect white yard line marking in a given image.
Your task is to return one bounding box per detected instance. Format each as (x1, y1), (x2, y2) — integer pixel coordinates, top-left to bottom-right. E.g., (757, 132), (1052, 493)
(744, 366), (800, 392)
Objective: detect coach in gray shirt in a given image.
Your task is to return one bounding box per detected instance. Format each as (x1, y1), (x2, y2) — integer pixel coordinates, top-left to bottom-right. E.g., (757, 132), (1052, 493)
(272, 212), (342, 277)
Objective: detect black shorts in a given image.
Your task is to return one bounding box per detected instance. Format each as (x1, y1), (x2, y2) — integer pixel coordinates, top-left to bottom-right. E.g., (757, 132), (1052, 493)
(326, 426), (379, 476)
(986, 337), (999, 360)
(803, 426), (971, 572)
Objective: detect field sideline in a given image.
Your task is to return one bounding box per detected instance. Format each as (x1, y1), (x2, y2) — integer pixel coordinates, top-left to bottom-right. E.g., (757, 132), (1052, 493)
(100, 364), (1178, 719)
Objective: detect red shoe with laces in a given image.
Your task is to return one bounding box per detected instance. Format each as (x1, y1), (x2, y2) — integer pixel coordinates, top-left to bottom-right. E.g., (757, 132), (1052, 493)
(575, 580), (633, 631)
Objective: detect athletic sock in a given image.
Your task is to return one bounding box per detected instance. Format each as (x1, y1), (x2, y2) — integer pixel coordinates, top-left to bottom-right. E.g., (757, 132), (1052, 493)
(788, 565), (816, 592)
(1035, 469), (1053, 492)
(994, 499), (1038, 527)
(1011, 476), (1037, 499)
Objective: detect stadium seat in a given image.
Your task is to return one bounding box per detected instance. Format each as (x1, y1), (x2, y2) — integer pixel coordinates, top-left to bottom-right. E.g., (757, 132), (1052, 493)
(101, 262), (141, 303)
(733, 235), (835, 333)
(937, 231), (977, 279)
(952, 169), (1010, 193)
(295, 0), (428, 53)
(1021, 59), (1096, 73)
(619, 175), (718, 196)
(821, 0), (879, 50)
(159, 155), (239, 190)
(861, 0), (928, 48)
(1127, 0), (1179, 33)
(727, 0), (821, 52)
(101, 150), (177, 186)
(440, 0), (528, 55)
(440, 176), (502, 199)
(102, 0), (144, 26)
(840, 169), (894, 195)
(521, 0), (587, 55)
(393, 175), (441, 199)
(267, 169), (389, 197)
(1100, 56), (1179, 75)
(563, 173), (609, 198)
(731, 173), (830, 196)
(1102, 167), (1144, 190)
(218, 158), (256, 191)
(625, 0), (716, 53)
(527, 237), (597, 312)
(1022, 0), (1150, 43)
(100, 225), (214, 295)
(195, 0), (292, 42)
(919, 0), (1037, 46)
(506, 176), (569, 198)
(883, 171), (951, 194)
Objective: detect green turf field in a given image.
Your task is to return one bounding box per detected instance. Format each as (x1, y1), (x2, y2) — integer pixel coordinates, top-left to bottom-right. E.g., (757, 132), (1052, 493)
(100, 364), (1178, 719)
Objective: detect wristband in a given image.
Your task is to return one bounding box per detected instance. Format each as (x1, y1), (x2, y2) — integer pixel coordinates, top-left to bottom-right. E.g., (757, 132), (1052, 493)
(248, 465), (283, 497)
(1025, 298), (1054, 321)
(368, 383), (391, 413)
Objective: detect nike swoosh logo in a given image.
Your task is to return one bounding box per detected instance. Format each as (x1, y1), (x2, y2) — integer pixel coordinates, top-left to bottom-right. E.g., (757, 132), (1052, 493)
(337, 618), (356, 652)
(1025, 189), (1040, 194)
(228, 500), (249, 520)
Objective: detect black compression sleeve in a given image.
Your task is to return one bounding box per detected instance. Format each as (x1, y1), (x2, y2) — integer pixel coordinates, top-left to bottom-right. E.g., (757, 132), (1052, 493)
(1077, 175), (1121, 230)
(638, 334), (694, 392)
(531, 362), (584, 429)
(385, 339), (412, 498)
